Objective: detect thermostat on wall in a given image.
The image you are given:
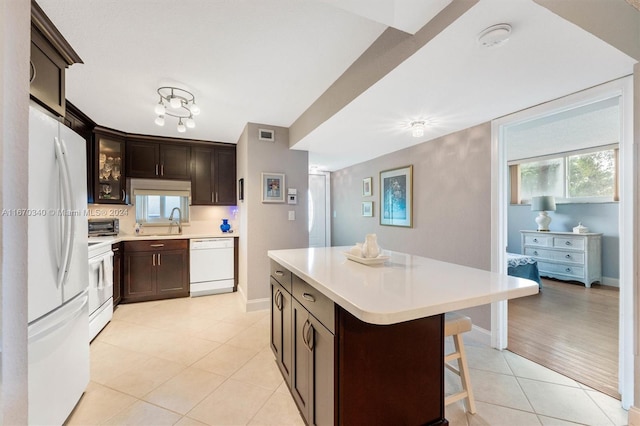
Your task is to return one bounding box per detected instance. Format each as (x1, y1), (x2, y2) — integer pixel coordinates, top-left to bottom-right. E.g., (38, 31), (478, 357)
(258, 128), (275, 141)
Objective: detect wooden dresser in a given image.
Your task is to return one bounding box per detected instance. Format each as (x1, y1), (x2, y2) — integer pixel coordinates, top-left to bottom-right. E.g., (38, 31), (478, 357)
(521, 230), (602, 287)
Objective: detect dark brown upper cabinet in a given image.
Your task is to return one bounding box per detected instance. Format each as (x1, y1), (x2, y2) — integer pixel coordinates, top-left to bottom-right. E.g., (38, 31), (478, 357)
(126, 138), (191, 180)
(191, 146), (237, 205)
(93, 127), (127, 204)
(30, 0), (83, 117)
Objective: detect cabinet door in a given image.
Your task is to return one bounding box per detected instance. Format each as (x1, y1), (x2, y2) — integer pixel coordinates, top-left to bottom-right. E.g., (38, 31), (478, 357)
(126, 141), (160, 178)
(112, 243), (122, 306)
(160, 144), (191, 179)
(271, 279), (292, 386)
(292, 300), (312, 423)
(123, 251), (156, 301)
(191, 147), (214, 205)
(309, 315), (334, 426)
(214, 148), (237, 205)
(292, 299), (335, 425)
(94, 132), (127, 204)
(156, 249), (189, 297)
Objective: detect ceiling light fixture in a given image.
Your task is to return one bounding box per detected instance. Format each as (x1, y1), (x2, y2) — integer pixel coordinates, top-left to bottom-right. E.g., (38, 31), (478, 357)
(410, 121), (425, 138)
(477, 23), (512, 48)
(154, 86), (200, 133)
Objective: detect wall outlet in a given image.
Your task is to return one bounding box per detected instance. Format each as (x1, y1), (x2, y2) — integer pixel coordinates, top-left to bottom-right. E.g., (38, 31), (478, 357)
(288, 211), (295, 221)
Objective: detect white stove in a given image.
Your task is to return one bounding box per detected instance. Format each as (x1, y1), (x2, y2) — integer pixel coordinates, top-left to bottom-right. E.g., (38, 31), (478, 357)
(88, 241), (113, 340)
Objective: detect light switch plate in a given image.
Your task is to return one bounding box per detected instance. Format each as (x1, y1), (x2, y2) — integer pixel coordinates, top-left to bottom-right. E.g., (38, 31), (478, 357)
(288, 211), (295, 221)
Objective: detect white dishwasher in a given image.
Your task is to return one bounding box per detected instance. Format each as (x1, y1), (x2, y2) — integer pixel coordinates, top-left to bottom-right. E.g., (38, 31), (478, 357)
(190, 238), (235, 297)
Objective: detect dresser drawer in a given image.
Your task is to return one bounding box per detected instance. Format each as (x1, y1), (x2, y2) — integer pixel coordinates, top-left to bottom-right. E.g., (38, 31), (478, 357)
(523, 234), (553, 247)
(553, 237), (585, 251)
(292, 274), (335, 333)
(538, 261), (585, 279)
(524, 247), (585, 265)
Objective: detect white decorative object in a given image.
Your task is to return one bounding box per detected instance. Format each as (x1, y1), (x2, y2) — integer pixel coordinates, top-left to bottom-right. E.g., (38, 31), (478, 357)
(573, 222), (589, 234)
(361, 234), (380, 258)
(343, 252), (390, 265)
(521, 230), (602, 287)
(349, 243), (363, 257)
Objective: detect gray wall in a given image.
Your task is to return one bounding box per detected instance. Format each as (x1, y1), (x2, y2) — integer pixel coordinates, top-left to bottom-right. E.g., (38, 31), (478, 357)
(508, 203), (619, 280)
(237, 123), (308, 306)
(331, 122), (493, 329)
(1, 0), (30, 422)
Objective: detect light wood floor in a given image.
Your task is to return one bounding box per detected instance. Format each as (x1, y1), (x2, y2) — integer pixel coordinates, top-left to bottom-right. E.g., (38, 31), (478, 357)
(508, 278), (620, 399)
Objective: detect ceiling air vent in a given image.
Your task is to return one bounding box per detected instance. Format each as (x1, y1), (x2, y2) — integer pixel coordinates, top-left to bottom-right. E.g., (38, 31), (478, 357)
(258, 128), (275, 142)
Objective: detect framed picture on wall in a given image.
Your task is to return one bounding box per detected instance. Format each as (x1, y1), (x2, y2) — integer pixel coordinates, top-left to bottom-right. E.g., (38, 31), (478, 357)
(238, 178), (244, 201)
(380, 165), (413, 227)
(362, 201), (373, 217)
(363, 177), (372, 197)
(261, 172), (285, 203)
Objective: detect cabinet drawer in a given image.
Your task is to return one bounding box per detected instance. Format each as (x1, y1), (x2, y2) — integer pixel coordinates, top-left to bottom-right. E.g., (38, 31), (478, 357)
(270, 260), (292, 293)
(553, 237), (585, 251)
(523, 234), (553, 247)
(538, 261), (585, 279)
(524, 248), (585, 265)
(292, 275), (335, 333)
(124, 239), (188, 252)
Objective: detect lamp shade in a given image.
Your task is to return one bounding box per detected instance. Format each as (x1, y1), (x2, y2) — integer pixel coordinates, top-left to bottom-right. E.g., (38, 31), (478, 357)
(531, 195), (556, 212)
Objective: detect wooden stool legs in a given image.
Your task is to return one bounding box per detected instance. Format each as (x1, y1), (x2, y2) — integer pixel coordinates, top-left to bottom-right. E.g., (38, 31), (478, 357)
(444, 313), (476, 414)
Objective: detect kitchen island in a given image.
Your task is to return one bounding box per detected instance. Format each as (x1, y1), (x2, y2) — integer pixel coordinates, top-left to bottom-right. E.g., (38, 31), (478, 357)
(268, 246), (538, 425)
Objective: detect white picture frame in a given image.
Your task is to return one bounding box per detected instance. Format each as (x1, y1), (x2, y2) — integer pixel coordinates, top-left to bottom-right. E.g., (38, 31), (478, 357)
(262, 172), (285, 203)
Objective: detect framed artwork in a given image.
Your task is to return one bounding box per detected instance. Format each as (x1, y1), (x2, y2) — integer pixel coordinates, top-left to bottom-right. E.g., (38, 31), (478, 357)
(238, 178), (244, 201)
(380, 165), (413, 227)
(362, 201), (373, 217)
(362, 177), (372, 197)
(261, 173), (285, 203)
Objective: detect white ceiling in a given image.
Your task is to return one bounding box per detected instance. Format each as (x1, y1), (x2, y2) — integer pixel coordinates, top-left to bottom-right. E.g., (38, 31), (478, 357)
(38, 0), (637, 172)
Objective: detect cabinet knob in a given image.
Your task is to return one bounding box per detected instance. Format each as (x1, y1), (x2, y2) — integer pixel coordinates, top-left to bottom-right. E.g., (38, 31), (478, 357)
(30, 60), (36, 83)
(533, 238), (538, 243)
(121, 189), (126, 201)
(275, 270), (285, 276)
(565, 254), (572, 259)
(152, 253), (156, 266)
(565, 241), (572, 246)
(302, 293), (316, 303)
(149, 244), (165, 248)
(155, 164), (159, 176)
(533, 251), (538, 256)
(565, 267), (572, 273)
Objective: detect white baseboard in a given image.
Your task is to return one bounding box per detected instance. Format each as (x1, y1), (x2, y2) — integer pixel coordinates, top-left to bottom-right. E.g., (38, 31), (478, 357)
(245, 297), (270, 312)
(628, 406), (640, 426)
(600, 276), (619, 288)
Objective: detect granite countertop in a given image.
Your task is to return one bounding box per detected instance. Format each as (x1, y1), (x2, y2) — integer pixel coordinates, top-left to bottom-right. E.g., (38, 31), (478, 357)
(268, 246), (539, 325)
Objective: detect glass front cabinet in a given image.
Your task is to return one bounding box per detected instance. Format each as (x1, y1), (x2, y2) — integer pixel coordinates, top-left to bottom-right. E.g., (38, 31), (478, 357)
(93, 129), (126, 204)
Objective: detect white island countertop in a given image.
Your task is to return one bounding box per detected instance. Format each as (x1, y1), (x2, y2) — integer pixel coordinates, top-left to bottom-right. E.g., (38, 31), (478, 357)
(268, 246), (539, 325)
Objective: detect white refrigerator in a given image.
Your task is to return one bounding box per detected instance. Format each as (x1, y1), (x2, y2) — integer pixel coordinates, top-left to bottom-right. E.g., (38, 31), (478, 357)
(28, 104), (90, 426)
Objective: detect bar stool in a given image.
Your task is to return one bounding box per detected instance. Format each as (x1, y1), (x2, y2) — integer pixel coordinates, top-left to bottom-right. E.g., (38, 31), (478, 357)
(444, 312), (476, 414)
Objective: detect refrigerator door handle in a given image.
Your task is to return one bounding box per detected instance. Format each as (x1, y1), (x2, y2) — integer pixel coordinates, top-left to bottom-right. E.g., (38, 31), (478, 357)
(54, 137), (72, 289)
(57, 137), (76, 289)
(28, 293), (88, 344)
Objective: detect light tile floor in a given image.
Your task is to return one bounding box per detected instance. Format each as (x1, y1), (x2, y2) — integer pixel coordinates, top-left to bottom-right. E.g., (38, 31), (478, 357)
(65, 292), (629, 426)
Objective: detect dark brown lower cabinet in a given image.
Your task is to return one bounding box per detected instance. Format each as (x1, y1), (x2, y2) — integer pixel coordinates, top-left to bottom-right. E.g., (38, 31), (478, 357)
(270, 261), (448, 426)
(112, 242), (122, 306)
(271, 278), (292, 385)
(122, 239), (189, 303)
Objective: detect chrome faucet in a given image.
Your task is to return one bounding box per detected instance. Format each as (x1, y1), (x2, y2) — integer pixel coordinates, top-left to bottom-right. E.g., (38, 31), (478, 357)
(168, 207), (182, 234)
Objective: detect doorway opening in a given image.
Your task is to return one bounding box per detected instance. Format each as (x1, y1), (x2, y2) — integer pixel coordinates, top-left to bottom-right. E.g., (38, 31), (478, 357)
(491, 76), (634, 409)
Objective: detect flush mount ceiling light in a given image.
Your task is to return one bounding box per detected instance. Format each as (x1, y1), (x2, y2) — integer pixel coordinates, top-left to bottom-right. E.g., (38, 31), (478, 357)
(477, 23), (512, 48)
(154, 86), (200, 133)
(410, 121), (426, 138)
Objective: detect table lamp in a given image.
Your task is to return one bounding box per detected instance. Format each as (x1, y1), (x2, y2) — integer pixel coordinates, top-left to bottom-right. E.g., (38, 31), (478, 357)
(531, 195), (556, 232)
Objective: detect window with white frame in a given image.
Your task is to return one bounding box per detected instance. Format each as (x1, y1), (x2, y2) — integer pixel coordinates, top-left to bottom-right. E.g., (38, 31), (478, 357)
(134, 189), (190, 224)
(511, 146), (618, 204)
